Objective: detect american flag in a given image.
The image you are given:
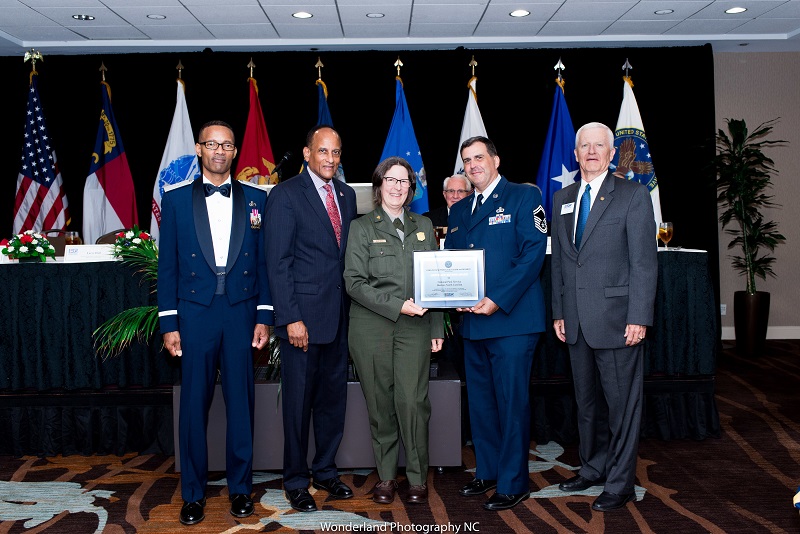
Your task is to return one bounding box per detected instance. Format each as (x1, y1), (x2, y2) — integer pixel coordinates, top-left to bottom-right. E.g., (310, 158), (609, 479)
(13, 73), (69, 234)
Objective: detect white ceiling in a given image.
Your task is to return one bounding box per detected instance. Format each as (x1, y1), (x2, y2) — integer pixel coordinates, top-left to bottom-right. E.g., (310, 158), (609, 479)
(1, 0), (800, 56)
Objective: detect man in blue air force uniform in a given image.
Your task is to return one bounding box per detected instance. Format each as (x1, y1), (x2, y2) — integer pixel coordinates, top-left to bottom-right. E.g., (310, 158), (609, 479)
(445, 136), (548, 511)
(157, 121), (273, 526)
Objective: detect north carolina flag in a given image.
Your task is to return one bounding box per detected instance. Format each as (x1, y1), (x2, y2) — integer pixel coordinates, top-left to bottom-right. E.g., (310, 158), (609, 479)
(234, 77), (276, 185)
(149, 79), (198, 242)
(83, 81), (137, 244)
(535, 83), (578, 220)
(14, 72), (70, 234)
(380, 77), (428, 214)
(312, 79), (346, 182)
(612, 77), (663, 224)
(455, 76), (488, 175)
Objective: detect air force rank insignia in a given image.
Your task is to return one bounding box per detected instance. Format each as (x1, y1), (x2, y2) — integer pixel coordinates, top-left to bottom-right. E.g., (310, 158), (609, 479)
(533, 205), (547, 234)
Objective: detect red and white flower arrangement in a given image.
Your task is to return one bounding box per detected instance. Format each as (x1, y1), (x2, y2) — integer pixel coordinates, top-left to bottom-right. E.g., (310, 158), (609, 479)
(0, 230), (56, 262)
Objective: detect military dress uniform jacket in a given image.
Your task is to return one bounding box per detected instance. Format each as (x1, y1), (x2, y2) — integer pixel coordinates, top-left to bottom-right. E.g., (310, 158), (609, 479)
(444, 177), (548, 340)
(157, 177), (274, 332)
(344, 206), (443, 339)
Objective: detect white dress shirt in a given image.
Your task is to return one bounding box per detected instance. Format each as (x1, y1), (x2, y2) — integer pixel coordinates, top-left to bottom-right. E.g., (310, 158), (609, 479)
(203, 176), (233, 267)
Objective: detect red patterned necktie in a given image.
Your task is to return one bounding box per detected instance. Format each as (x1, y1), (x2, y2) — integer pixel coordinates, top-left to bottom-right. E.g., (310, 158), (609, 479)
(323, 183), (342, 246)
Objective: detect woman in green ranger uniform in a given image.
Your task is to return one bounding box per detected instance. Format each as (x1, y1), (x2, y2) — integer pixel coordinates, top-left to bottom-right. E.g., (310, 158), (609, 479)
(343, 156), (443, 506)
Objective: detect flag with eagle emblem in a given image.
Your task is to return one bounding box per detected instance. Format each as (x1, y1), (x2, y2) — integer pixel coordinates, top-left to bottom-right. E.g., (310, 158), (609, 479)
(611, 77), (663, 225)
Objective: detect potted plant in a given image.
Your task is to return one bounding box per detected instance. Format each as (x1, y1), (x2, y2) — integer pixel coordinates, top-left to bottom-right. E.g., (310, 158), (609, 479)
(713, 118), (787, 356)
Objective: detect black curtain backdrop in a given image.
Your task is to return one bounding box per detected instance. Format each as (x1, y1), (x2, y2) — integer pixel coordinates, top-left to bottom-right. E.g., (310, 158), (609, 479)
(0, 45), (719, 311)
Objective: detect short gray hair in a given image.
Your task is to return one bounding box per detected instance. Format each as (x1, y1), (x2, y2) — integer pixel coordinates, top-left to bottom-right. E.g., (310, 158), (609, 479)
(575, 122), (614, 149)
(443, 174), (472, 191)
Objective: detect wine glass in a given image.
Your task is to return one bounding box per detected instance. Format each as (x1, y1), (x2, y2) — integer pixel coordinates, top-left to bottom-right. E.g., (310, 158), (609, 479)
(658, 222), (673, 250)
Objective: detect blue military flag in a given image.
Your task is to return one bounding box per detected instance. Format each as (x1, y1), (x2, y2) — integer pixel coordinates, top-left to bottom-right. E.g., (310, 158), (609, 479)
(380, 77), (428, 214)
(314, 79), (345, 182)
(535, 83), (578, 220)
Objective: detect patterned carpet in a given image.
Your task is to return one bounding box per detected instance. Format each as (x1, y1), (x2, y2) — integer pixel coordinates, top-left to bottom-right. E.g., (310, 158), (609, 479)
(1, 341), (799, 533)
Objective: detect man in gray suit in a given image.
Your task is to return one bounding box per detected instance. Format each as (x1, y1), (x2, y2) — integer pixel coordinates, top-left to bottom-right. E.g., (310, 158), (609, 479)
(550, 122), (657, 512)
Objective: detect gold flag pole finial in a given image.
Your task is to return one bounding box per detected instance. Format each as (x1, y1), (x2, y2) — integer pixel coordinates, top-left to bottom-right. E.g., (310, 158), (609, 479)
(176, 60), (185, 79)
(247, 58), (256, 78)
(315, 57), (324, 80)
(554, 58), (566, 91)
(99, 61), (107, 82)
(621, 58), (633, 86)
(394, 56), (403, 77)
(469, 55), (477, 76)
(24, 49), (42, 72)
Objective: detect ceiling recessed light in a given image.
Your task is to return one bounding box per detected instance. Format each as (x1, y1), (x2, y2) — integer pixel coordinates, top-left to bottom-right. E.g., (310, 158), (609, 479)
(147, 14), (167, 20)
(509, 9), (530, 18)
(71, 14), (95, 21)
(366, 13), (385, 18)
(726, 7), (747, 14)
(292, 11), (313, 19)
(654, 9), (674, 15)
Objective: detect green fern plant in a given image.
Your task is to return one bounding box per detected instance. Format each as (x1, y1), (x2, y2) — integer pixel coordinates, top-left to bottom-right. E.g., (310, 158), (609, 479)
(93, 229), (159, 360)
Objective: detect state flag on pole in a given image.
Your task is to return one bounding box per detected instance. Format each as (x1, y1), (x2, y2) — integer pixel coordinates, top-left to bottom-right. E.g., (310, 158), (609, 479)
(234, 77), (276, 185)
(149, 79), (198, 242)
(611, 77), (663, 224)
(14, 72), (70, 234)
(311, 79), (346, 182)
(535, 83), (578, 220)
(380, 77), (428, 214)
(83, 81), (138, 244)
(455, 76), (488, 174)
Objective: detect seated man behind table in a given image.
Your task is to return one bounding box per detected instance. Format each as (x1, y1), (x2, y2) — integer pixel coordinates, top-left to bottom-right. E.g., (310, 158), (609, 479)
(423, 174), (472, 228)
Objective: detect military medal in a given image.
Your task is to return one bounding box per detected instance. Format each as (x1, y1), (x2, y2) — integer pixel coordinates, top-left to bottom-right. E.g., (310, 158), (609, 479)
(250, 208), (262, 230)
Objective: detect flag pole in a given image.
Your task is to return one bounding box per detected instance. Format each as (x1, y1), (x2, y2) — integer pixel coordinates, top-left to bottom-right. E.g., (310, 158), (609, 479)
(554, 58), (566, 92)
(622, 58), (633, 86)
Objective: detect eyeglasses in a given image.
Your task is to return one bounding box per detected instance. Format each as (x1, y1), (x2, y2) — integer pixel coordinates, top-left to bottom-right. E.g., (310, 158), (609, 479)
(200, 140), (236, 151)
(383, 177), (411, 187)
(444, 189), (469, 195)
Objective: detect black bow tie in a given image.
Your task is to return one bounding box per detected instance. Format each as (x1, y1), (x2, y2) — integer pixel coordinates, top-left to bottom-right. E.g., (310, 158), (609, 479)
(204, 183), (231, 198)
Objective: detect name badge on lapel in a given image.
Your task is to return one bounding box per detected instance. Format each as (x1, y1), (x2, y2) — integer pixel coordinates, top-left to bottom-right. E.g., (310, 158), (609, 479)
(561, 203), (575, 215)
(250, 208), (262, 230)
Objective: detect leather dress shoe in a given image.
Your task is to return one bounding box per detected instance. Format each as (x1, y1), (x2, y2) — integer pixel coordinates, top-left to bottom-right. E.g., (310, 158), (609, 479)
(229, 493), (254, 518)
(286, 488), (317, 512)
(407, 484), (428, 504)
(459, 478), (497, 496)
(372, 480), (398, 504)
(312, 476), (354, 499)
(179, 498), (206, 525)
(558, 474), (605, 492)
(483, 492), (530, 511)
(592, 491), (636, 512)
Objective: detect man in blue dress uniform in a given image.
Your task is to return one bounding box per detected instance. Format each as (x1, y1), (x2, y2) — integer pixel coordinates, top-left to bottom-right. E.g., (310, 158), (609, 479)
(158, 120), (273, 525)
(445, 136), (548, 511)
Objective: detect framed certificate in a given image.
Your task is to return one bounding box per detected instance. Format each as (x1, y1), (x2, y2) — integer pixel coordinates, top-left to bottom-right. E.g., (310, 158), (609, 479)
(413, 249), (485, 309)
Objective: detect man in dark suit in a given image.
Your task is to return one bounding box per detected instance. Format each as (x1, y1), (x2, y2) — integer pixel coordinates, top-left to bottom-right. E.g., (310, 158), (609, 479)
(551, 122), (657, 512)
(445, 136), (548, 511)
(265, 125), (357, 512)
(424, 174), (472, 228)
(158, 120), (273, 525)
